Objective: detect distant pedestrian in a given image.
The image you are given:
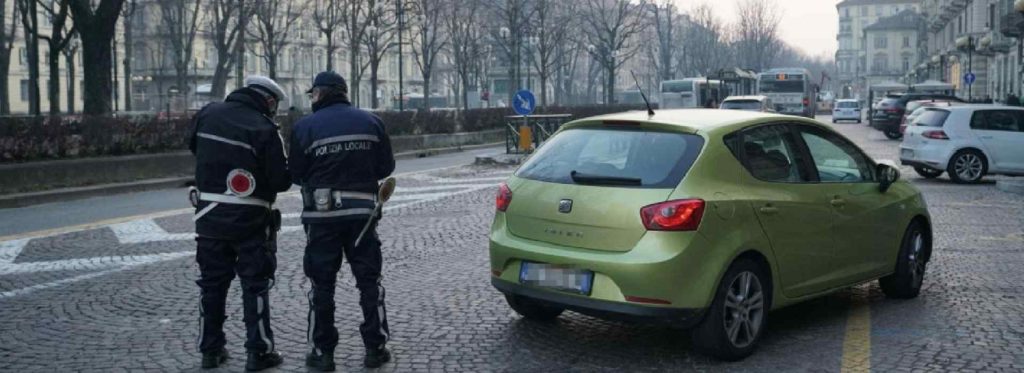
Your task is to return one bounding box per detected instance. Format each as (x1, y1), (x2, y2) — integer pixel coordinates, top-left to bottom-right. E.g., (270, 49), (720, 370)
(188, 75), (291, 371)
(1007, 93), (1020, 107)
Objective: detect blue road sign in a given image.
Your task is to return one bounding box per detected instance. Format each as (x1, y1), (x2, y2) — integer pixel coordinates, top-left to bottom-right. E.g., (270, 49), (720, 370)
(513, 90), (536, 116)
(964, 72), (976, 85)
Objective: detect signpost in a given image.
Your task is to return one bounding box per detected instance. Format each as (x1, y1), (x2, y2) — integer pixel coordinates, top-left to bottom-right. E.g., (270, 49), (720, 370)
(964, 72), (976, 86)
(513, 90), (536, 152)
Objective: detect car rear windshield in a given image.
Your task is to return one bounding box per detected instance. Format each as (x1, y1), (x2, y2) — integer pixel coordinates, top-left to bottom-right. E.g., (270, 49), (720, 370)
(721, 100), (762, 110)
(837, 101), (859, 108)
(913, 109), (951, 127)
(515, 127), (705, 188)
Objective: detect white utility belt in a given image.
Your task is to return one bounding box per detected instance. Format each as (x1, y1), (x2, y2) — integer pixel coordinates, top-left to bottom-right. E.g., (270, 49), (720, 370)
(199, 193), (271, 208)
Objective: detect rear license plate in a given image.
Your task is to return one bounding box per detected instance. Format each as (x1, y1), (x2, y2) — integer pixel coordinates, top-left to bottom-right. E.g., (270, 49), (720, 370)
(519, 262), (594, 295)
(901, 149), (913, 158)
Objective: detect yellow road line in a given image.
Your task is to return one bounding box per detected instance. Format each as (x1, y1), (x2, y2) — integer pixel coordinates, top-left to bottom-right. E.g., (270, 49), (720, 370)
(840, 290), (872, 373)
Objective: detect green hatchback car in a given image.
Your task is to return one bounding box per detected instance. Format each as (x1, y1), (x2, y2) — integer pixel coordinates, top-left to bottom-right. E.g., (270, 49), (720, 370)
(489, 109), (932, 360)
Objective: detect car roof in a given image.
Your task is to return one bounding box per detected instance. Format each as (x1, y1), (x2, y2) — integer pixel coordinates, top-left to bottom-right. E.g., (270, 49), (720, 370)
(723, 95), (767, 102)
(836, 99), (859, 102)
(940, 105), (1024, 112)
(566, 109), (823, 135)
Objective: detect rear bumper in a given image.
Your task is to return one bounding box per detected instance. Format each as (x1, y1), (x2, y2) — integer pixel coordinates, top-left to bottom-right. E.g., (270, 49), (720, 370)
(871, 118), (900, 131)
(492, 278), (707, 327)
(900, 145), (951, 170)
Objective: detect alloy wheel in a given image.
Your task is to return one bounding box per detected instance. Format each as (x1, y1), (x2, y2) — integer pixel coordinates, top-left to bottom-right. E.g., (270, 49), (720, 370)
(722, 271), (764, 348)
(954, 153), (983, 181)
(908, 231), (926, 289)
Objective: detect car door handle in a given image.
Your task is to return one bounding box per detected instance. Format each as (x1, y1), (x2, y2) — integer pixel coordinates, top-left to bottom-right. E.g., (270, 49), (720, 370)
(759, 205), (779, 215)
(830, 197), (846, 207)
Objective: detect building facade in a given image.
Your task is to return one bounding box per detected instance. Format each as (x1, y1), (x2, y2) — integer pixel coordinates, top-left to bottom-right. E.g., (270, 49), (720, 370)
(863, 10), (927, 87)
(836, 0), (922, 99)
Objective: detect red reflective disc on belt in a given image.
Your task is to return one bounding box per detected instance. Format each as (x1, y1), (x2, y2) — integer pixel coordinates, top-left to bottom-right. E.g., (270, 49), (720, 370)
(226, 169), (256, 197)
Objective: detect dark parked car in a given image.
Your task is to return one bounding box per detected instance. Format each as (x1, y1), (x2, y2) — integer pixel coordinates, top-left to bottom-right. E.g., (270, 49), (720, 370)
(871, 93), (964, 140)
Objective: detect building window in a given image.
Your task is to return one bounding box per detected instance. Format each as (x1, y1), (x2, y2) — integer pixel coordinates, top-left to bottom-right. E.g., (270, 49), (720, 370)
(20, 80), (29, 101)
(902, 56), (910, 72)
(873, 54), (888, 72)
(875, 6), (882, 16)
(861, 6), (867, 16)
(874, 36), (888, 49)
(903, 36), (911, 48)
(19, 48), (26, 65)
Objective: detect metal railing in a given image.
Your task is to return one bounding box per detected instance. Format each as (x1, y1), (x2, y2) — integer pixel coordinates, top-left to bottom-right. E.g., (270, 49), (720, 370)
(504, 114), (573, 154)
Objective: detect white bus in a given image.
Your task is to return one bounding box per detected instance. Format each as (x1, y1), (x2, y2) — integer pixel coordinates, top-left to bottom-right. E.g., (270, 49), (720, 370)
(660, 78), (724, 109)
(757, 68), (818, 118)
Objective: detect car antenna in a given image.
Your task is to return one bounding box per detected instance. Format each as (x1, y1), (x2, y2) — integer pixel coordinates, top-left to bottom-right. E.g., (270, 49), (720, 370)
(630, 70), (655, 118)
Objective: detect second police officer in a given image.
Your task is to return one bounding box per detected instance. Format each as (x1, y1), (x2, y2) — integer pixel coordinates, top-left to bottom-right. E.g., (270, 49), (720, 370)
(289, 71), (396, 370)
(189, 76), (291, 371)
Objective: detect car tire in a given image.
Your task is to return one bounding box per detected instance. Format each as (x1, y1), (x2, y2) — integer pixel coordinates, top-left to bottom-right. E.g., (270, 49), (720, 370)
(691, 258), (768, 361)
(505, 294), (564, 321)
(883, 129), (902, 140)
(856, 119), (862, 124)
(946, 149), (987, 184)
(913, 166), (943, 179)
(879, 222), (930, 299)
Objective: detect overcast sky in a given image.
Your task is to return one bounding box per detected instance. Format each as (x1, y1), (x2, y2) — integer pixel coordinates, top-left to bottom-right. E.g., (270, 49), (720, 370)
(673, 0), (840, 59)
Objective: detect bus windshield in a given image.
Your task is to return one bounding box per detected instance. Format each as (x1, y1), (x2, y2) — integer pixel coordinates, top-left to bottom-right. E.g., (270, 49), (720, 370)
(759, 80), (806, 93)
(662, 81), (693, 93)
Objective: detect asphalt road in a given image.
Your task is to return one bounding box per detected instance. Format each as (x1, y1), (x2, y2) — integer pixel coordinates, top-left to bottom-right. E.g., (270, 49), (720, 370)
(0, 146), (504, 238)
(0, 115), (1022, 372)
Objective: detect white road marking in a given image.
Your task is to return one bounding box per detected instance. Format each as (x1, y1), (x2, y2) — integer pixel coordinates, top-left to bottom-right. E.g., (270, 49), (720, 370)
(110, 220), (195, 244)
(0, 170), (510, 299)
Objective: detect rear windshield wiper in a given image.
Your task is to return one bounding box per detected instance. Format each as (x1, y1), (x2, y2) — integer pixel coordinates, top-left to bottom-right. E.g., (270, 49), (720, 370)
(570, 170), (642, 186)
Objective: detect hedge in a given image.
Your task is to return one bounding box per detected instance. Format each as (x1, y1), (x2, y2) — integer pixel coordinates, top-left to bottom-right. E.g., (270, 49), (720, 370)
(0, 104), (649, 163)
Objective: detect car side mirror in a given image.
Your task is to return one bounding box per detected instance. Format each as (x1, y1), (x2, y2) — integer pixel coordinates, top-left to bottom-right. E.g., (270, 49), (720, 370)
(877, 163), (900, 193)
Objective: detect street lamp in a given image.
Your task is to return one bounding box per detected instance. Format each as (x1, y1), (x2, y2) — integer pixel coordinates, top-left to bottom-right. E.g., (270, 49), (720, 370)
(396, 0), (405, 111)
(1015, 0), (1024, 95)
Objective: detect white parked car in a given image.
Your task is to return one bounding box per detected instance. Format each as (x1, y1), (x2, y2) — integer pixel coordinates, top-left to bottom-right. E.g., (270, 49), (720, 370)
(900, 106), (1024, 183)
(832, 99), (862, 123)
(719, 95), (775, 112)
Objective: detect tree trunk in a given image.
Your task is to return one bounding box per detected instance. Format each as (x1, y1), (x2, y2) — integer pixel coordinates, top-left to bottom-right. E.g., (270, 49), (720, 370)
(211, 52), (232, 98)
(461, 73), (470, 112)
(267, 55), (277, 80)
(540, 73), (548, 108)
(606, 66), (615, 105)
(422, 73), (430, 110)
(0, 48), (10, 114)
(80, 30), (115, 116)
(47, 42), (61, 115)
(370, 62), (379, 109)
(325, 35), (334, 71)
(23, 0), (40, 115)
(65, 50), (75, 113)
(349, 49), (359, 105)
(123, 13), (132, 111)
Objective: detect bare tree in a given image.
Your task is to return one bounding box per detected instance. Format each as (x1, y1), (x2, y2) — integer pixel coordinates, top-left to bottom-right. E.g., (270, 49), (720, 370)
(684, 4), (729, 76)
(311, 0), (343, 71)
(339, 0), (371, 105)
(121, 0), (137, 111)
(527, 0), (570, 108)
(489, 0), (529, 105)
(18, 0), (40, 115)
(250, 0), (302, 80)
(409, 0), (447, 110)
(0, 0), (18, 114)
(648, 0), (679, 82)
(733, 0), (782, 71)
(158, 0), (202, 104)
(581, 0), (648, 104)
(207, 0), (248, 98)
(62, 34), (79, 113)
(38, 0), (78, 115)
(68, 0), (128, 116)
(444, 0), (484, 111)
(362, 0), (395, 109)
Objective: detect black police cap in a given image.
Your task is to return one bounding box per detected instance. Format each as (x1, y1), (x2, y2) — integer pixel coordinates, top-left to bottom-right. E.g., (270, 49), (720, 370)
(308, 71), (348, 93)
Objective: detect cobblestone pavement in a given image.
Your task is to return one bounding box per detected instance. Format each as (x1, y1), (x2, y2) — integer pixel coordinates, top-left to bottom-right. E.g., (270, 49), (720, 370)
(0, 115), (1022, 372)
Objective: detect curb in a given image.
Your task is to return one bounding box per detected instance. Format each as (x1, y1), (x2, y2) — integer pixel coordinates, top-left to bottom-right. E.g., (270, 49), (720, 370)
(393, 142), (504, 160)
(996, 179), (1024, 195)
(0, 177), (192, 209)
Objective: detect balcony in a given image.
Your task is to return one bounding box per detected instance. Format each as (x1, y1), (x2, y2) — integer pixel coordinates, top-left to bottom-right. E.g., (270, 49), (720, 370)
(1000, 11), (1024, 38)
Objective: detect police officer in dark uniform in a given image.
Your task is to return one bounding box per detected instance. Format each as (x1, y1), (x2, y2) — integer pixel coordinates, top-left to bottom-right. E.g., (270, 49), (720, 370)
(290, 71), (395, 370)
(189, 75), (290, 371)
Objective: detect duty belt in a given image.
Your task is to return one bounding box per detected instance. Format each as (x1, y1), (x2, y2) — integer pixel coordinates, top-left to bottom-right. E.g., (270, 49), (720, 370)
(191, 187), (272, 222)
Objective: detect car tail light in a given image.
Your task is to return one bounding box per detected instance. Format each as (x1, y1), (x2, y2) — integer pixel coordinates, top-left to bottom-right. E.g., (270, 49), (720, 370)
(885, 108), (900, 114)
(496, 183), (512, 212)
(922, 130), (949, 140)
(640, 199), (705, 231)
(802, 97), (810, 106)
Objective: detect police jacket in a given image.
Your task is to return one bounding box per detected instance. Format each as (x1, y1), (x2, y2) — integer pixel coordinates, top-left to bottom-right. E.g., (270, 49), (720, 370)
(289, 97), (395, 223)
(189, 87), (291, 240)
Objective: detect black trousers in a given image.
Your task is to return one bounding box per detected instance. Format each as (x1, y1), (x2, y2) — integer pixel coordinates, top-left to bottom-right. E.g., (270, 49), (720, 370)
(195, 227), (277, 354)
(304, 221), (390, 353)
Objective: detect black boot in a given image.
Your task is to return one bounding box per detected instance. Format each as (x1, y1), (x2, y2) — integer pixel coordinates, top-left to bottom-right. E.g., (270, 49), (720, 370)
(364, 346), (391, 368)
(201, 348), (229, 369)
(245, 351), (283, 371)
(305, 349), (336, 371)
